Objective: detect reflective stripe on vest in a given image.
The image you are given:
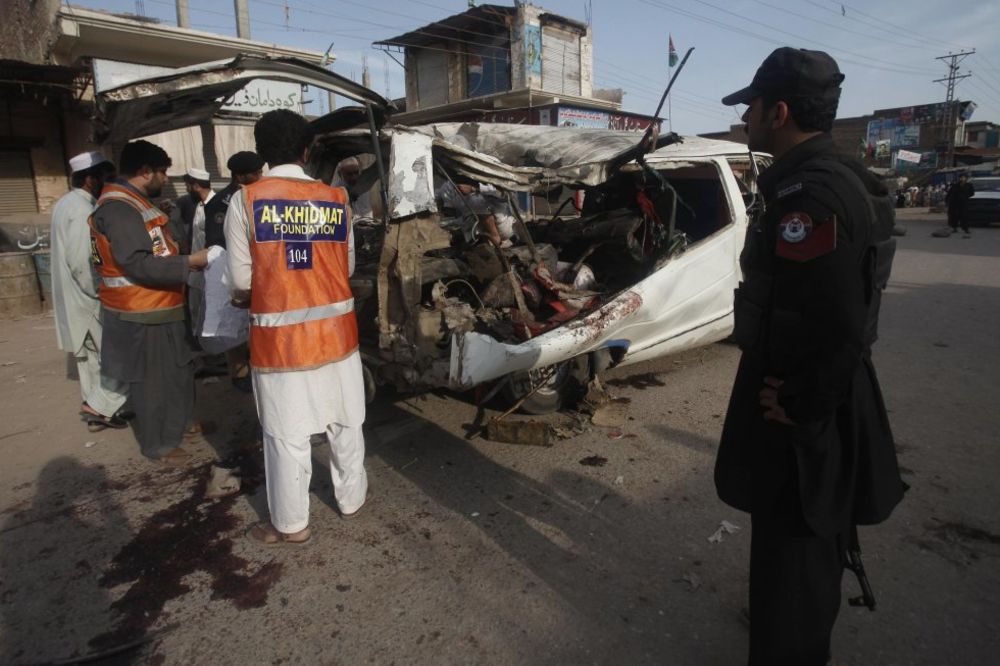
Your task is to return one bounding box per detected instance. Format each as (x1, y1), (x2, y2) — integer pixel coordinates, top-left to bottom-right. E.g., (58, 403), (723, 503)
(102, 276), (136, 288)
(250, 297), (354, 327)
(245, 176), (358, 371)
(90, 182), (185, 314)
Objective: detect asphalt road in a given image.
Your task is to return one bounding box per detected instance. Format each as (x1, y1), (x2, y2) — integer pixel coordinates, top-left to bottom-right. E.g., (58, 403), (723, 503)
(0, 208), (997, 665)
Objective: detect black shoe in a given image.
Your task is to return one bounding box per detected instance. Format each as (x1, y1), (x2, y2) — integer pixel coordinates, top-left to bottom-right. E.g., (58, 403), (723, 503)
(82, 412), (128, 432)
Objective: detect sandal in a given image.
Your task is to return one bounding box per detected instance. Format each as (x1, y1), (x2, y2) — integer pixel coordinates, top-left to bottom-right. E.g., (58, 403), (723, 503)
(246, 523), (312, 546)
(79, 410), (128, 432)
(156, 446), (193, 468)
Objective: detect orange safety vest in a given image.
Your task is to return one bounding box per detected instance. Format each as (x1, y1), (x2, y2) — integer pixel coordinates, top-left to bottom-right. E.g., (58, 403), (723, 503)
(89, 182), (185, 314)
(245, 176), (358, 372)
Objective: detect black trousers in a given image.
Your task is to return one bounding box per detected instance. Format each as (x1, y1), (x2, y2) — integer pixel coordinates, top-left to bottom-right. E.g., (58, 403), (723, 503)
(948, 209), (969, 232)
(127, 323), (194, 460)
(749, 504), (846, 666)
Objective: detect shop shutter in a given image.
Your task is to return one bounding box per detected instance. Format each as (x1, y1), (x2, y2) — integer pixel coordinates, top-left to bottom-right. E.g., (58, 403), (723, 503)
(0, 151), (38, 214)
(415, 49), (449, 109)
(541, 26), (581, 96)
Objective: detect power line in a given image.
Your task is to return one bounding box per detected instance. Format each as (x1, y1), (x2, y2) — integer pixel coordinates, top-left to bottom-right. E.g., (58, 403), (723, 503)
(645, 0), (936, 76)
(964, 80), (1000, 110)
(816, 0), (973, 51)
(749, 0), (934, 52)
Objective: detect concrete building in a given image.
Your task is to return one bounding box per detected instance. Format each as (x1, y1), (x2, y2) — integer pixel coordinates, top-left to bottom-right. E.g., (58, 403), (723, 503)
(375, 3), (658, 132)
(0, 1), (326, 237)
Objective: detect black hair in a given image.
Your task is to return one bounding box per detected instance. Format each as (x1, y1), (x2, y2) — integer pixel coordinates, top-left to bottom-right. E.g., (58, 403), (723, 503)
(71, 161), (115, 188)
(118, 140), (171, 177)
(254, 109), (314, 167)
(762, 93), (839, 133)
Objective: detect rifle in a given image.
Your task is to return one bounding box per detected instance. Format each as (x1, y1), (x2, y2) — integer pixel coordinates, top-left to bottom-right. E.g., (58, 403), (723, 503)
(845, 526), (877, 611)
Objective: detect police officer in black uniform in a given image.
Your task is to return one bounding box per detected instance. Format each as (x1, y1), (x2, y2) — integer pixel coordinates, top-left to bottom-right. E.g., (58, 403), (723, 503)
(204, 151), (265, 249)
(716, 48), (906, 665)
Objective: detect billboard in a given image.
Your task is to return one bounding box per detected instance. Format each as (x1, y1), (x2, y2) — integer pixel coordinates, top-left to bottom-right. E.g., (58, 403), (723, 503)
(557, 106), (610, 129)
(92, 59), (303, 114)
(894, 150), (938, 171)
(867, 118), (920, 149)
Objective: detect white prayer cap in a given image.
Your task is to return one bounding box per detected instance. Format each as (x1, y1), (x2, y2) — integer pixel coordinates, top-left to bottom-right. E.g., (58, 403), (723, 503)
(68, 151), (110, 174)
(186, 167), (211, 181)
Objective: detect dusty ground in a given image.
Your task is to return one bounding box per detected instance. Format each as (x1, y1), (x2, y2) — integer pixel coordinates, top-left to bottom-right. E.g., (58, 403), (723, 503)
(0, 208), (997, 665)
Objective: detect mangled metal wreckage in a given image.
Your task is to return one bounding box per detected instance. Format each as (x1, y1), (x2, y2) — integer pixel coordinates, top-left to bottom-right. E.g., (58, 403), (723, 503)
(310, 123), (760, 412)
(94, 55), (762, 413)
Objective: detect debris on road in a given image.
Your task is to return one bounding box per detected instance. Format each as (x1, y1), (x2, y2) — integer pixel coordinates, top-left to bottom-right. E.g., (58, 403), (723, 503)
(206, 464), (241, 499)
(675, 571), (702, 591)
(707, 520), (741, 544)
(591, 398), (631, 428)
(485, 419), (553, 447)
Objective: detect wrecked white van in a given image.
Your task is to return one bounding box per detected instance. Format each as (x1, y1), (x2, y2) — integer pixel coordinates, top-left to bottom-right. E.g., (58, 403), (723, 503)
(95, 55), (765, 413)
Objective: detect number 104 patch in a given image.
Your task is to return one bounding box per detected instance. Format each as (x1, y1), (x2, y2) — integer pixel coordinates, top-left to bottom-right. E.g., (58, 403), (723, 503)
(286, 242), (313, 270)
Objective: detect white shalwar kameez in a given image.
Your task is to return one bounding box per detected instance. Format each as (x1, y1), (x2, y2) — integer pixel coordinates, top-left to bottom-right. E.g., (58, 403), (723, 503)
(50, 188), (128, 417)
(224, 164), (366, 533)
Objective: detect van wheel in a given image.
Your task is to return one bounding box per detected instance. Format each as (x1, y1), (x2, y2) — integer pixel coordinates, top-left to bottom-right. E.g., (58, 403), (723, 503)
(502, 357), (589, 415)
(362, 363), (377, 404)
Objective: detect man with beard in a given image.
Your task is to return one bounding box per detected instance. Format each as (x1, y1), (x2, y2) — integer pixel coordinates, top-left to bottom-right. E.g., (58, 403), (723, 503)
(50, 151), (129, 431)
(716, 48), (905, 665)
(89, 140), (210, 466)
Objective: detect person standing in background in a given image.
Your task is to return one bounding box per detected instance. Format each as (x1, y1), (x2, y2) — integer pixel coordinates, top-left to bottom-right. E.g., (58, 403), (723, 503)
(946, 173), (975, 237)
(50, 151), (129, 432)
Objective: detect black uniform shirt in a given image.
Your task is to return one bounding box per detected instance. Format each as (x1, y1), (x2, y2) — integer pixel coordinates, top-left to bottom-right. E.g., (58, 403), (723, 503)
(752, 133), (872, 424)
(716, 134), (903, 534)
(204, 181), (241, 249)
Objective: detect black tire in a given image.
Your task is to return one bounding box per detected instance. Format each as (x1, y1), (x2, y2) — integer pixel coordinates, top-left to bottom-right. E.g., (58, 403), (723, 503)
(502, 357), (589, 415)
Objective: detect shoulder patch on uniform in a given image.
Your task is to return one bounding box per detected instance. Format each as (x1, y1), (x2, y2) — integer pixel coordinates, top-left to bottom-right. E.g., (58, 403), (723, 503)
(776, 182), (803, 199)
(776, 213), (837, 262)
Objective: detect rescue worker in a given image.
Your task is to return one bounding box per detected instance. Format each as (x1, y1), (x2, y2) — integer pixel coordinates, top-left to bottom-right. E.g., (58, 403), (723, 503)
(90, 140), (209, 466)
(716, 48), (905, 665)
(225, 109), (367, 545)
(204, 151), (264, 392)
(50, 151), (129, 431)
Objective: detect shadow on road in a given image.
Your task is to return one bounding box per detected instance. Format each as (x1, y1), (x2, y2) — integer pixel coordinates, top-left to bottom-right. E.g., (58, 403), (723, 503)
(0, 457), (128, 664)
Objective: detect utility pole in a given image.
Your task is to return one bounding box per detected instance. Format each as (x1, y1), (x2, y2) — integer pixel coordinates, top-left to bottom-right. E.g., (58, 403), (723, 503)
(934, 50), (974, 168)
(175, 0), (190, 28)
(234, 0), (251, 39)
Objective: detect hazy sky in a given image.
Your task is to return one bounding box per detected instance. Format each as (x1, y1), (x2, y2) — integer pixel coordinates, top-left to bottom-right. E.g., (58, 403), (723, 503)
(74, 0), (1000, 134)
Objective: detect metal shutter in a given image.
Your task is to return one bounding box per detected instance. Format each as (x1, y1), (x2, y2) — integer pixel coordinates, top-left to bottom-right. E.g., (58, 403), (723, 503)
(0, 151), (38, 214)
(541, 26), (581, 96)
(415, 49), (449, 109)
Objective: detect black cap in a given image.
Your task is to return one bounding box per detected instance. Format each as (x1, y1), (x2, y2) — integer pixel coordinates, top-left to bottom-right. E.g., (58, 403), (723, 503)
(721, 47), (845, 106)
(226, 151), (265, 175)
